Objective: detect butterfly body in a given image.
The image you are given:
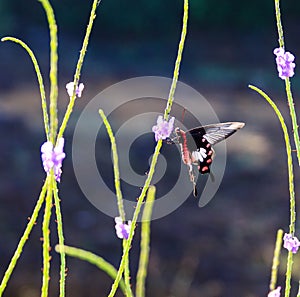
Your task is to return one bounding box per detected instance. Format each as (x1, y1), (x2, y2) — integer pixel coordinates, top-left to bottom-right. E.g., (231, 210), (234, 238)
(174, 122), (245, 196)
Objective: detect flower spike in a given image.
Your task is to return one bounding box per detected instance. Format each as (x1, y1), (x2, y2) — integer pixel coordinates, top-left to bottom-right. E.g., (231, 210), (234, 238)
(41, 138), (66, 182)
(283, 233), (300, 254)
(152, 115), (175, 142)
(66, 82), (85, 98)
(273, 47), (296, 80)
(114, 217), (132, 240)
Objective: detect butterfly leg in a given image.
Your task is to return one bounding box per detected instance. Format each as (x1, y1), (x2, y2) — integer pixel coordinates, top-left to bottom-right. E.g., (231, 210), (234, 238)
(187, 164), (198, 197)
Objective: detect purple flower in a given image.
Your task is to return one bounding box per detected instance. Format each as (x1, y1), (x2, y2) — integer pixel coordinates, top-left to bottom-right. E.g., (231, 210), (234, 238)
(267, 286), (281, 297)
(273, 47), (296, 80)
(283, 233), (300, 253)
(152, 115), (175, 142)
(66, 82), (85, 98)
(41, 138), (66, 182)
(115, 217), (131, 240)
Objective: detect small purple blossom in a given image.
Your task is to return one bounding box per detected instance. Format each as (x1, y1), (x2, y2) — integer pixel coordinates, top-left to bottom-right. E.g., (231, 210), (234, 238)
(273, 47), (296, 80)
(115, 216), (131, 240)
(152, 115), (175, 142)
(267, 286), (281, 297)
(283, 233), (300, 253)
(41, 138), (66, 182)
(66, 82), (85, 98)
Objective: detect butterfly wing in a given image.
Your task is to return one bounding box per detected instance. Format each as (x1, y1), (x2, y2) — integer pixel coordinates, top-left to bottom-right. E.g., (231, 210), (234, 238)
(186, 122), (245, 175)
(188, 122), (245, 146)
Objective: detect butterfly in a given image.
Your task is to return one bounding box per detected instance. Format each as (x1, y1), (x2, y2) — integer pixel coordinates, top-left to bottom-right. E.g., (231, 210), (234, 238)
(168, 122), (245, 197)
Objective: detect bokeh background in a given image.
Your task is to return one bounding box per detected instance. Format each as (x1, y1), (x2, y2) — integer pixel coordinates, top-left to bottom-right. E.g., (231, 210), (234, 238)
(0, 0), (300, 296)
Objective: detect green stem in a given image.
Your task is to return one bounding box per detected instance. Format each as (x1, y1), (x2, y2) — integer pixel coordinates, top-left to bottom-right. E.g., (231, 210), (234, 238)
(98, 109), (131, 295)
(55, 245), (127, 296)
(122, 240), (133, 297)
(285, 80), (300, 165)
(107, 0), (189, 295)
(274, 0), (300, 165)
(0, 177), (48, 296)
(136, 186), (156, 297)
(52, 180), (66, 297)
(163, 0), (188, 120)
(41, 176), (53, 297)
(38, 0), (58, 143)
(107, 141), (162, 297)
(1, 37), (50, 141)
(274, 0), (284, 48)
(269, 229), (283, 291)
(57, 0), (101, 142)
(249, 85), (295, 297)
(99, 109), (126, 220)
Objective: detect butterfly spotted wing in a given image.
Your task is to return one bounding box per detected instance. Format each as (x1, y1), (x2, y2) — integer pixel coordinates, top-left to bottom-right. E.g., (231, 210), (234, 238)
(187, 122), (245, 173)
(174, 122), (245, 196)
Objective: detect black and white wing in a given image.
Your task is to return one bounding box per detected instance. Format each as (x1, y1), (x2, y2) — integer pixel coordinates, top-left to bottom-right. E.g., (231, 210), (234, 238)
(188, 122), (245, 147)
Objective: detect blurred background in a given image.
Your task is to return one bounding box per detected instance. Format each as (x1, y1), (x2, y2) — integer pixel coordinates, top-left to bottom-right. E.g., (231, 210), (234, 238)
(0, 0), (300, 296)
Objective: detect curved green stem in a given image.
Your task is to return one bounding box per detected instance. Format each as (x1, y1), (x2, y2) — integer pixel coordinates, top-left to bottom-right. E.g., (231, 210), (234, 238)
(38, 0), (58, 143)
(274, 0), (300, 165)
(1, 37), (50, 141)
(107, 1), (189, 295)
(41, 175), (53, 297)
(55, 245), (127, 296)
(99, 109), (132, 296)
(285, 80), (300, 165)
(99, 109), (126, 220)
(53, 180), (66, 297)
(136, 186), (156, 297)
(269, 229), (283, 291)
(249, 85), (295, 297)
(0, 177), (48, 296)
(107, 141), (162, 297)
(57, 0), (101, 142)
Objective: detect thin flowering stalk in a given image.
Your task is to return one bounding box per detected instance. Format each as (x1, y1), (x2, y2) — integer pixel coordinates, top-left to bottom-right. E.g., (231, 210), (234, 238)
(274, 0), (300, 165)
(274, 0), (284, 48)
(107, 141), (162, 297)
(0, 177), (49, 296)
(99, 109), (132, 296)
(249, 85), (295, 297)
(1, 37), (50, 141)
(270, 229), (283, 291)
(108, 1), (188, 295)
(55, 244), (127, 295)
(163, 0), (188, 121)
(123, 241), (132, 297)
(99, 109), (126, 221)
(38, 0), (58, 143)
(57, 0), (101, 142)
(52, 180), (66, 297)
(41, 176), (53, 297)
(136, 186), (156, 297)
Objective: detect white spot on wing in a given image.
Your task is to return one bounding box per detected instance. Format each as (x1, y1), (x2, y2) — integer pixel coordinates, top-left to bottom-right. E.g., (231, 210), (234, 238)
(192, 148), (207, 163)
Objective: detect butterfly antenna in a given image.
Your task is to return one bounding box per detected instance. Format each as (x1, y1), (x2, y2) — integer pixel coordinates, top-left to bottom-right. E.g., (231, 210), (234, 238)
(181, 107), (186, 124)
